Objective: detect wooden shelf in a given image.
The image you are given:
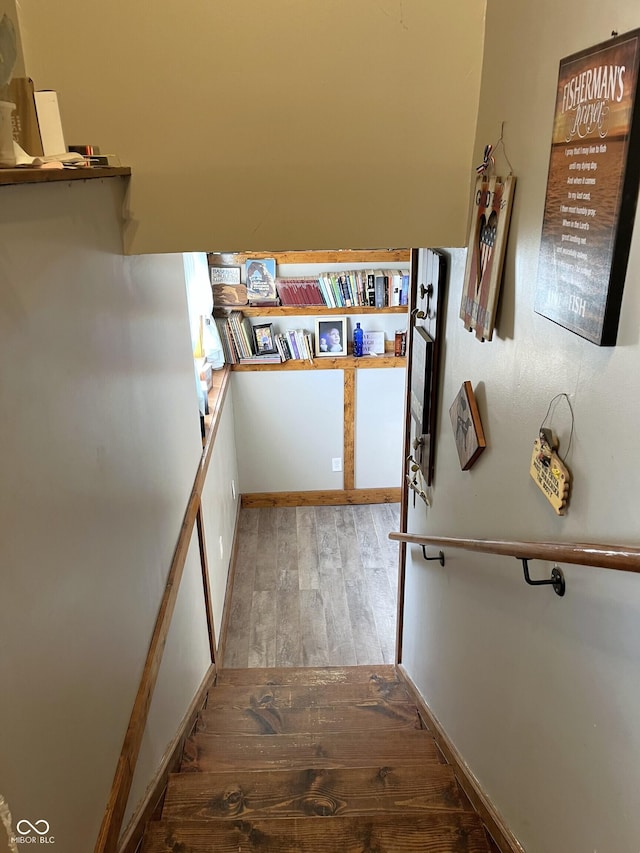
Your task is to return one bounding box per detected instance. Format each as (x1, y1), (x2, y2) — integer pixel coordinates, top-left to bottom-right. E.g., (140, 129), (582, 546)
(231, 355), (406, 371)
(209, 249), (411, 266)
(241, 305), (408, 317)
(0, 166), (131, 186)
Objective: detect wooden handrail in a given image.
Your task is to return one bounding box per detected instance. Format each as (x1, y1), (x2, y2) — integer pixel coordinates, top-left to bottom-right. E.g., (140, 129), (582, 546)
(388, 532), (640, 574)
(95, 366), (231, 853)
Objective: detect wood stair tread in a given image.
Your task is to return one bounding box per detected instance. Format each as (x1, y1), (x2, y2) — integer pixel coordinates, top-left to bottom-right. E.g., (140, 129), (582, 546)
(215, 664), (398, 687)
(181, 728), (445, 772)
(142, 813), (492, 852)
(163, 764), (472, 821)
(198, 700), (421, 735)
(204, 679), (411, 709)
(141, 666), (493, 853)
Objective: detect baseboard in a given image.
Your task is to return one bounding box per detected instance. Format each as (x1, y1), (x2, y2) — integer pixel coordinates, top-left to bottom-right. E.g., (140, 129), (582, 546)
(396, 665), (525, 853)
(117, 663), (217, 853)
(241, 487), (401, 508)
(215, 500), (242, 668)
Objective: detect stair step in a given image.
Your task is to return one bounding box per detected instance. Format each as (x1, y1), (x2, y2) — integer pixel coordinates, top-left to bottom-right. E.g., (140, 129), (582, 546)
(163, 764), (471, 821)
(182, 728), (444, 772)
(198, 700), (421, 735)
(205, 679), (411, 711)
(142, 813), (492, 852)
(215, 664), (398, 687)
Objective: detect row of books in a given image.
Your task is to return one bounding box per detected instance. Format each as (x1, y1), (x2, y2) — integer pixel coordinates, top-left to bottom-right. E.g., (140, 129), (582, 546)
(214, 311), (315, 365)
(274, 329), (314, 363)
(276, 269), (410, 309)
(215, 311), (256, 364)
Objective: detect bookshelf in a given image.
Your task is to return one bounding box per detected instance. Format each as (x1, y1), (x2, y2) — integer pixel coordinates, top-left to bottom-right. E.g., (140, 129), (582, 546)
(212, 251), (411, 507)
(231, 354), (404, 371)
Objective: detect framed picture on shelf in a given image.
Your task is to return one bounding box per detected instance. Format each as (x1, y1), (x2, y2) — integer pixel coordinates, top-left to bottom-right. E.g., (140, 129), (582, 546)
(252, 322), (278, 355)
(315, 317), (347, 357)
(246, 258), (277, 302)
(449, 381), (486, 470)
(210, 266), (241, 285)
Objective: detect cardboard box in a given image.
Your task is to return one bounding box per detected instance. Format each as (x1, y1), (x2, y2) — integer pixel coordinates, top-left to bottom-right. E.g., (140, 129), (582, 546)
(8, 78), (43, 156)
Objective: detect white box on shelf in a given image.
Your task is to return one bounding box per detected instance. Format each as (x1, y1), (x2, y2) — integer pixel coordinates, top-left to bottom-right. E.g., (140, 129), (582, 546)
(363, 330), (385, 355)
(33, 90), (66, 156)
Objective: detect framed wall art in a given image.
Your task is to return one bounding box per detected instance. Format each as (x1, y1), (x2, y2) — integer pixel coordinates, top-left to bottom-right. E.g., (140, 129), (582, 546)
(535, 28), (640, 346)
(410, 326), (434, 433)
(460, 174), (516, 342)
(449, 381), (486, 470)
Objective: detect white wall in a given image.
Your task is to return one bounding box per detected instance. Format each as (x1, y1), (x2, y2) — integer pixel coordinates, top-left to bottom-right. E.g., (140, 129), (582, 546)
(355, 369), (405, 488)
(232, 365), (405, 494)
(0, 179), (209, 852)
(200, 388), (241, 642)
(401, 3), (640, 851)
(14, 0), (485, 254)
(233, 370), (345, 492)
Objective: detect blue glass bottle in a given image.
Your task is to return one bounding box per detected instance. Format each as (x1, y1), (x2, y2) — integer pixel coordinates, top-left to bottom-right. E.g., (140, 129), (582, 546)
(353, 322), (364, 357)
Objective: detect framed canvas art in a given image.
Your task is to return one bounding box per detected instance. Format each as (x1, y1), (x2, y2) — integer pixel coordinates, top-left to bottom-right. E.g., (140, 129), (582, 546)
(535, 28), (640, 345)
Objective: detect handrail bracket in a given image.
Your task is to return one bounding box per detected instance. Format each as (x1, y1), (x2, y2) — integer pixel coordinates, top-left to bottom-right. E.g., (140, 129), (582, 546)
(519, 558), (565, 597)
(421, 545), (445, 566)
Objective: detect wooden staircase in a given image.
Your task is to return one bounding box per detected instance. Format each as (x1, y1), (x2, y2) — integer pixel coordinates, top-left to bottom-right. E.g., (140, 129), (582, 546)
(140, 665), (495, 852)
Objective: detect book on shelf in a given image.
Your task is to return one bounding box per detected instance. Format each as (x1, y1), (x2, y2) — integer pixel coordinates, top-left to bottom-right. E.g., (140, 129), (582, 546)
(276, 277), (325, 306)
(366, 271), (376, 306)
(214, 310), (257, 364)
(249, 297), (280, 308)
(239, 354), (282, 364)
(401, 271), (410, 306)
(246, 258), (277, 303)
(389, 270), (402, 307)
(374, 274), (387, 309)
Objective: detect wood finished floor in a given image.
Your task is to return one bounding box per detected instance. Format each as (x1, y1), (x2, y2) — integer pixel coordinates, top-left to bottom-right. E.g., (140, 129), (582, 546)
(222, 503), (400, 669)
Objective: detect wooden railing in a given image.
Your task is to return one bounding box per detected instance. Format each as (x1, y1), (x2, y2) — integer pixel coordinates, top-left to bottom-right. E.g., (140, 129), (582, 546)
(388, 532), (640, 573)
(95, 366), (231, 853)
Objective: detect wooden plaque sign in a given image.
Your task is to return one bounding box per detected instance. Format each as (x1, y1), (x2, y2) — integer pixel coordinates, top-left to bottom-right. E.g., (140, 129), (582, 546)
(529, 430), (571, 514)
(535, 29), (640, 345)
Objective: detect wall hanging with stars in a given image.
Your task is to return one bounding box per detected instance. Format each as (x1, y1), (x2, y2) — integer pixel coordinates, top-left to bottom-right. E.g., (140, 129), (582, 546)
(460, 131), (516, 342)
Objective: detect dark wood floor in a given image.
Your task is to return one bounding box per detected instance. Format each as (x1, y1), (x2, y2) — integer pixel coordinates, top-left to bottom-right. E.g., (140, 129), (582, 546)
(221, 503), (400, 668)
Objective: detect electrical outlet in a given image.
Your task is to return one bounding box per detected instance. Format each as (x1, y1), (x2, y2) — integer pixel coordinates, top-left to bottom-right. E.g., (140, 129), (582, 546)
(219, 535), (224, 560)
(231, 479), (236, 500)
(332, 457), (342, 472)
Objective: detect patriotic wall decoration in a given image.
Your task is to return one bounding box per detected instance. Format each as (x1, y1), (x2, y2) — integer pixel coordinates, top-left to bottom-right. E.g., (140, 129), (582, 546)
(459, 173), (516, 341)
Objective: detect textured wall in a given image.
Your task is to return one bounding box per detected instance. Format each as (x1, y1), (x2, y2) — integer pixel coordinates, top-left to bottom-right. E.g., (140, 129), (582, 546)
(0, 179), (209, 852)
(401, 4), (640, 851)
(16, 0), (485, 254)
